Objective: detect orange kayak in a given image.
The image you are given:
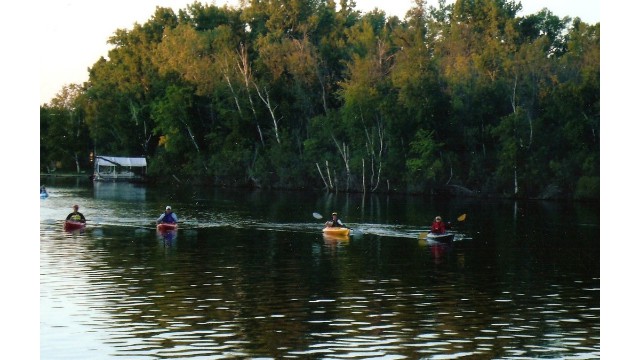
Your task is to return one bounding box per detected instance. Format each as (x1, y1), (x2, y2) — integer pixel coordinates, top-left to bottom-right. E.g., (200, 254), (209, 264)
(322, 227), (350, 236)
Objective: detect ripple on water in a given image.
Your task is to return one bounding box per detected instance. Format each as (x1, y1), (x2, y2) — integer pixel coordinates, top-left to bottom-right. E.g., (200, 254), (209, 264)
(40, 197), (600, 360)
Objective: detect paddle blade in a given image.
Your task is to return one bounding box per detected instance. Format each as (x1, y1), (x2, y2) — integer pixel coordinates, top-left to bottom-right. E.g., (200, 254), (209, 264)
(418, 232), (428, 240)
(312, 212), (323, 220)
(457, 214), (467, 222)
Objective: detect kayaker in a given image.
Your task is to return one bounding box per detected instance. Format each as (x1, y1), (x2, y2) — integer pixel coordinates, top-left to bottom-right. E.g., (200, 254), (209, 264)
(430, 216), (446, 234)
(40, 185), (48, 195)
(66, 204), (86, 223)
(157, 205), (178, 224)
(325, 212), (346, 228)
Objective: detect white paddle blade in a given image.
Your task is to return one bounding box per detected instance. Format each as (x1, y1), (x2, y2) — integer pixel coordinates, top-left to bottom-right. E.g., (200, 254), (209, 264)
(312, 212), (323, 219)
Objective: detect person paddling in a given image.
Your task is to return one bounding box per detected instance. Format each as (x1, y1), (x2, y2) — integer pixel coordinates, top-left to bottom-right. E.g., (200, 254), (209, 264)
(66, 204), (86, 223)
(156, 205), (178, 224)
(325, 212), (346, 228)
(430, 216), (446, 234)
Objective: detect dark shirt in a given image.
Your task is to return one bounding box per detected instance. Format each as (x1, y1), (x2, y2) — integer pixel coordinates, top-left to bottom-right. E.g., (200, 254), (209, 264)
(66, 211), (86, 223)
(326, 218), (345, 227)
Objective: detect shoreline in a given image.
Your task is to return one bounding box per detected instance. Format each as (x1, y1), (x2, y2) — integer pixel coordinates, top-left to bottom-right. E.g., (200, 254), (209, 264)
(41, 173), (89, 178)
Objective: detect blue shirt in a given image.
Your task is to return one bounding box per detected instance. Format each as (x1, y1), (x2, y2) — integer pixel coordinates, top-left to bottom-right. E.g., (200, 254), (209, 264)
(157, 212), (178, 224)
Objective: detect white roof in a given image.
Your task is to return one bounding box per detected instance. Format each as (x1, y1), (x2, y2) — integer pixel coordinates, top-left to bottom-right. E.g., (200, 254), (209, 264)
(96, 156), (147, 167)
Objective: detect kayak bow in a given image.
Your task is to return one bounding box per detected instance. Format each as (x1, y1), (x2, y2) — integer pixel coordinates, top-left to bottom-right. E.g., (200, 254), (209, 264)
(426, 232), (454, 243)
(64, 220), (86, 231)
(322, 227), (350, 236)
(157, 223), (178, 232)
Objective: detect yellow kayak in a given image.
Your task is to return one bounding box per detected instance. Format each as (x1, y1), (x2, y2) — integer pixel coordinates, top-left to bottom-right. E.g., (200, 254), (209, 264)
(322, 227), (350, 236)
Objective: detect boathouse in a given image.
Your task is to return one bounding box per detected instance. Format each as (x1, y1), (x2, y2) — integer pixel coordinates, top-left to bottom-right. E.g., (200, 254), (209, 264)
(93, 156), (147, 182)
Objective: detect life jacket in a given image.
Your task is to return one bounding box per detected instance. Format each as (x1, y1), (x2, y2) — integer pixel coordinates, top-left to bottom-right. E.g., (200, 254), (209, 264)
(161, 212), (176, 223)
(431, 221), (446, 234)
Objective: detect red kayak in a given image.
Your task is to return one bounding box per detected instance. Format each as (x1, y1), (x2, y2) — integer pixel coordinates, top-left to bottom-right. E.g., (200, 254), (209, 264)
(157, 223), (178, 232)
(64, 220), (86, 231)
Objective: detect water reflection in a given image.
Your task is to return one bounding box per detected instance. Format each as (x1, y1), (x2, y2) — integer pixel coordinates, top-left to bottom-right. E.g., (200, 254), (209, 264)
(322, 233), (350, 243)
(40, 182), (600, 359)
(93, 181), (146, 201)
(428, 241), (452, 264)
(157, 229), (177, 246)
(62, 227), (85, 236)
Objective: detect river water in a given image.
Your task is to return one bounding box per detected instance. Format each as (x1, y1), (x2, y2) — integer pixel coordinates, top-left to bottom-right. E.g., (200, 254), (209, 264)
(40, 178), (600, 359)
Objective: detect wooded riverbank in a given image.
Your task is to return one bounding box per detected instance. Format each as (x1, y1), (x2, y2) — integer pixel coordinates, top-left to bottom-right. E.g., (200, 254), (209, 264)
(40, 1), (599, 201)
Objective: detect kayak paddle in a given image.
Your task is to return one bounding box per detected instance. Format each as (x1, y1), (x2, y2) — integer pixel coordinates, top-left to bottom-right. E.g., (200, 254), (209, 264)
(313, 212), (354, 231)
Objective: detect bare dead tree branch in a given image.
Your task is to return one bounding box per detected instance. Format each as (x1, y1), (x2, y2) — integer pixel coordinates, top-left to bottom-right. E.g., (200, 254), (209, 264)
(253, 82), (281, 144)
(325, 160), (333, 190)
(236, 44), (265, 146)
(331, 133), (350, 192)
(316, 162), (329, 190)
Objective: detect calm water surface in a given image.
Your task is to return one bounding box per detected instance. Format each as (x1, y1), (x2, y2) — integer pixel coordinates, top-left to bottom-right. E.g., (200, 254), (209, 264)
(40, 179), (600, 359)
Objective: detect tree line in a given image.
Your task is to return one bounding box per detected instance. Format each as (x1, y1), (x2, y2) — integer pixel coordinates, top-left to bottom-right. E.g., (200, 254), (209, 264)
(40, 0), (599, 200)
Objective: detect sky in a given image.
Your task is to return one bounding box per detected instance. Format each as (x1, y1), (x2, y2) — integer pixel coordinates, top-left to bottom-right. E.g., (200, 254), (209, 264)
(39, 0), (600, 106)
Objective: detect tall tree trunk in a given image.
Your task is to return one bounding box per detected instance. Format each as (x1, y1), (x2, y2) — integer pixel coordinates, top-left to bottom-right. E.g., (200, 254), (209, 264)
(74, 153), (80, 174)
(223, 71), (243, 117)
(331, 134), (350, 192)
(253, 82), (281, 145)
(362, 158), (366, 195)
(237, 44), (265, 146)
(128, 100), (148, 154)
(181, 120), (208, 172)
(325, 160), (334, 190)
(315, 60), (329, 115)
(360, 113), (384, 192)
(316, 162), (329, 190)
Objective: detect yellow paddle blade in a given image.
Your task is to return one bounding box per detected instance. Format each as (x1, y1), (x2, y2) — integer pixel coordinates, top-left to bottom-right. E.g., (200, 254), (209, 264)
(457, 214), (467, 222)
(418, 232), (428, 240)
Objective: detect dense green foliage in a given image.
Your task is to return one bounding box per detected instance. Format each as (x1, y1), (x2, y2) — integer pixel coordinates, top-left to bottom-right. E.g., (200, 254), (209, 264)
(40, 0), (599, 199)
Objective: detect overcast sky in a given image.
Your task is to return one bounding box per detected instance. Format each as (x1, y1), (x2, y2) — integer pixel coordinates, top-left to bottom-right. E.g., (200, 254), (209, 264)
(39, 0), (599, 105)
